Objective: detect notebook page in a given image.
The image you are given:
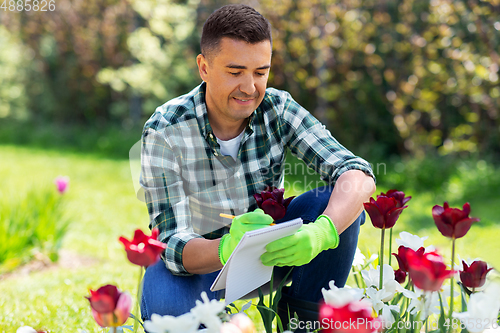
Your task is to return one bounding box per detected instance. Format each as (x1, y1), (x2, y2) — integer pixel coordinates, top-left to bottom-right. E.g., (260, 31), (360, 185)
(211, 218), (302, 304)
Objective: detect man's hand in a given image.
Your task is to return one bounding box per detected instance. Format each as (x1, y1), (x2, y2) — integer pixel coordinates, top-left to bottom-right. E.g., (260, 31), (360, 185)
(260, 215), (339, 267)
(219, 209), (274, 265)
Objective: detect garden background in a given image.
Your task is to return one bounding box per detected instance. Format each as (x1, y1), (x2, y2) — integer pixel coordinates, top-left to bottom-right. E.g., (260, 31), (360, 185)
(0, 0), (499, 331)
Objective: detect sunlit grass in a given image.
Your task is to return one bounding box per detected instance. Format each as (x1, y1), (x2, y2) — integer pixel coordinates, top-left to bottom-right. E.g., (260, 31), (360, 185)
(0, 145), (498, 332)
(0, 145), (145, 332)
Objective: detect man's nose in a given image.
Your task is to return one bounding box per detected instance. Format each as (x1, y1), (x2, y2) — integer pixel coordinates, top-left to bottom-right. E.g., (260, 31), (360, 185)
(239, 75), (256, 96)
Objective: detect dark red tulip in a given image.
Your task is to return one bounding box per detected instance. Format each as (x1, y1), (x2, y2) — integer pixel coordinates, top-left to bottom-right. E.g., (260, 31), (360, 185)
(363, 195), (408, 229)
(394, 268), (407, 284)
(86, 284), (120, 313)
(432, 202), (480, 239)
(253, 187), (295, 221)
(406, 251), (454, 292)
(86, 284), (131, 327)
(460, 260), (493, 289)
(319, 301), (381, 333)
(379, 190), (411, 208)
(119, 228), (167, 267)
(392, 246), (425, 273)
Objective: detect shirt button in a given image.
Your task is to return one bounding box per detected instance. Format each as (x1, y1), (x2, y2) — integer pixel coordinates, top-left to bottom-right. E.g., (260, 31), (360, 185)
(209, 133), (214, 139)
(213, 151), (218, 156)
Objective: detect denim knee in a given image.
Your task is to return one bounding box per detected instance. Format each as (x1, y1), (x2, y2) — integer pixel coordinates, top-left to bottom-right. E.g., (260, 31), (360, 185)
(140, 260), (221, 319)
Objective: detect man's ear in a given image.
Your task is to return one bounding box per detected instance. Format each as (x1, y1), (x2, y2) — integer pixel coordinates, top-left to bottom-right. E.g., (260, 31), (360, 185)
(196, 54), (209, 82)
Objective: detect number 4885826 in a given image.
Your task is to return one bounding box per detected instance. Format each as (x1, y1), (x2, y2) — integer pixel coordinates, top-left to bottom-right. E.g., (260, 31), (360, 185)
(1, 0), (56, 11)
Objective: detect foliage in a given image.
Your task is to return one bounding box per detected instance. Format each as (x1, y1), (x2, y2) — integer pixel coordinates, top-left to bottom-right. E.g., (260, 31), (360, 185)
(96, 0), (202, 116)
(378, 154), (500, 200)
(0, 26), (29, 120)
(2, 0), (500, 161)
(255, 0), (500, 159)
(0, 119), (143, 160)
(0, 185), (70, 272)
(0, 0), (137, 123)
(255, 269), (292, 333)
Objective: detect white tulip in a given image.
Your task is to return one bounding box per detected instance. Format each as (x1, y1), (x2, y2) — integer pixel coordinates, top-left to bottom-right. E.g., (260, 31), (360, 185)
(396, 231), (428, 251)
(321, 280), (364, 307)
(144, 313), (199, 333)
(454, 281), (500, 333)
(190, 292), (226, 333)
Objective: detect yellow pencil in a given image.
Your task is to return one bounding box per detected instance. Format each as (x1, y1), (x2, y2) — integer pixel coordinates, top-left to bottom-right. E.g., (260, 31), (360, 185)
(219, 213), (276, 225)
(219, 213), (236, 219)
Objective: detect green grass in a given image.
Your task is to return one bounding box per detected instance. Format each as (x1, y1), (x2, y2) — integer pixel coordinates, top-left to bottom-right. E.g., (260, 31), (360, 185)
(0, 145), (145, 332)
(0, 145), (499, 332)
(0, 185), (70, 271)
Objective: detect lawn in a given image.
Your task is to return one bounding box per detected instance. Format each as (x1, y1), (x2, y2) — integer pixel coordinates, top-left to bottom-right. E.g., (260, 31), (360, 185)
(0, 145), (498, 332)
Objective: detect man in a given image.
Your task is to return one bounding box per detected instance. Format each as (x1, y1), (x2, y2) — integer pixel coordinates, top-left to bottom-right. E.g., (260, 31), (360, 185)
(140, 3), (376, 329)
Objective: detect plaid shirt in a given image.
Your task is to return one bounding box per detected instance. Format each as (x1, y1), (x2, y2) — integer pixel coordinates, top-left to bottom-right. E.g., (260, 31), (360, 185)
(141, 82), (375, 276)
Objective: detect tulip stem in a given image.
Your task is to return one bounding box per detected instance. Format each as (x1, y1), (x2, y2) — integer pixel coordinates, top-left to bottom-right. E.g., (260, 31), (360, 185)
(134, 266), (144, 333)
(379, 228), (385, 290)
(388, 228), (393, 266)
(449, 239), (456, 333)
(112, 327), (117, 333)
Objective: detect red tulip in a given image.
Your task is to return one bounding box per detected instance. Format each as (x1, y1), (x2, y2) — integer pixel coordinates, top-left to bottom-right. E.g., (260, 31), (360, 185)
(394, 269), (407, 284)
(392, 246), (425, 273)
(119, 228), (167, 267)
(253, 187), (295, 221)
(460, 260), (493, 289)
(363, 195), (408, 229)
(379, 190), (411, 208)
(86, 284), (131, 327)
(432, 202), (480, 239)
(319, 301), (382, 333)
(406, 251), (454, 292)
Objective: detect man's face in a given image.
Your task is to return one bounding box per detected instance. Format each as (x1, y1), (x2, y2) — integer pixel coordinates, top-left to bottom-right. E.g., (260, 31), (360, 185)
(197, 37), (272, 125)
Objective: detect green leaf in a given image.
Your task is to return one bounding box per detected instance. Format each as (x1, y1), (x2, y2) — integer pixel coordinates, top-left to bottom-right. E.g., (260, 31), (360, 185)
(460, 285), (468, 313)
(391, 291), (404, 305)
(437, 293), (446, 333)
(128, 313), (144, 328)
(226, 302), (239, 314)
(272, 268), (293, 333)
(256, 288), (273, 333)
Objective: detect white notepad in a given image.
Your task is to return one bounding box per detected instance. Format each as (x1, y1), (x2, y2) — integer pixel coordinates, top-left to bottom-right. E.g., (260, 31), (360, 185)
(210, 218), (303, 305)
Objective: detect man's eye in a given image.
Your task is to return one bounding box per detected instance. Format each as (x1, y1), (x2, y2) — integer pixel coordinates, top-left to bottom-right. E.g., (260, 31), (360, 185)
(230, 72), (240, 76)
(256, 72), (266, 76)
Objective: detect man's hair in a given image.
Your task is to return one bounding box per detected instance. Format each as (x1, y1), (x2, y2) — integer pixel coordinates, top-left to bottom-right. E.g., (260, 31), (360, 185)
(201, 4), (272, 59)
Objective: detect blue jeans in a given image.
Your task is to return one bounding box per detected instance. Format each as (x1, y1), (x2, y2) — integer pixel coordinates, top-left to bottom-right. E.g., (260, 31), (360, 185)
(141, 186), (364, 320)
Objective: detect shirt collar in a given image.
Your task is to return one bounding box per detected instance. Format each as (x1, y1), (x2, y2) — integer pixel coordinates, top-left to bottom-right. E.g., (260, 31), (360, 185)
(194, 81), (257, 140)
(193, 82), (212, 139)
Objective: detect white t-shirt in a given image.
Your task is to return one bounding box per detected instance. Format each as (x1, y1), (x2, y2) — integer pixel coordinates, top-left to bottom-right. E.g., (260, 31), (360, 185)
(216, 130), (245, 161)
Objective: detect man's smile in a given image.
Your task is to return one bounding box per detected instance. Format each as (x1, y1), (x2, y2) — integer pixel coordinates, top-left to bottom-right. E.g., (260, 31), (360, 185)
(232, 96), (256, 105)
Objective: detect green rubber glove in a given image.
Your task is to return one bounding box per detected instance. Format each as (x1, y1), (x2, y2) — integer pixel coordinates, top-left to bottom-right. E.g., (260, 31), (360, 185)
(219, 209), (274, 265)
(260, 215), (339, 267)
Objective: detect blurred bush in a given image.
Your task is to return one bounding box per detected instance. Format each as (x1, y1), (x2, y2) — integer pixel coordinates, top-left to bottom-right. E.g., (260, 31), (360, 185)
(0, 119), (143, 159)
(1, 0), (138, 123)
(0, 26), (29, 120)
(96, 0), (202, 116)
(256, 0), (500, 160)
(1, 0), (499, 163)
